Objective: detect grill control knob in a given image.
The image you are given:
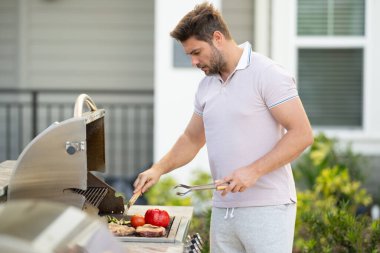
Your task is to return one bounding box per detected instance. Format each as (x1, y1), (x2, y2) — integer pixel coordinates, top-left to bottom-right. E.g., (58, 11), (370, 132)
(65, 141), (86, 155)
(66, 145), (76, 155)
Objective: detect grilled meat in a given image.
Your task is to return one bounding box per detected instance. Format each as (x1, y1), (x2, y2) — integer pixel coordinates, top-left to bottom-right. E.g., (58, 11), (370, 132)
(135, 224), (166, 237)
(108, 223), (135, 236)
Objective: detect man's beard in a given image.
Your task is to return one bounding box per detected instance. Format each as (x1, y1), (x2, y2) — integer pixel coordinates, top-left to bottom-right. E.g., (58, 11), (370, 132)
(199, 45), (226, 76)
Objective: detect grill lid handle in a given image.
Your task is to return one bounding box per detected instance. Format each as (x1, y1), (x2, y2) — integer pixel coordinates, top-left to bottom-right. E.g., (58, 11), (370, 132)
(74, 94), (98, 117)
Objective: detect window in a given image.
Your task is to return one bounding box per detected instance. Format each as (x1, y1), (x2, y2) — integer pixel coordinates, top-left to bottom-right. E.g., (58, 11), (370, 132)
(173, 40), (192, 68)
(298, 0), (365, 36)
(296, 0), (365, 128)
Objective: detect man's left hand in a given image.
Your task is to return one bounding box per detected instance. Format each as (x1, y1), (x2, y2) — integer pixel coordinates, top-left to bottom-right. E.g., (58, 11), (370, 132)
(217, 166), (260, 196)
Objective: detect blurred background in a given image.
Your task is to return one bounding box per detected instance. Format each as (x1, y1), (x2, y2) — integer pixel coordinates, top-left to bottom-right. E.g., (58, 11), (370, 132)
(1, 0), (380, 251)
(0, 0), (379, 208)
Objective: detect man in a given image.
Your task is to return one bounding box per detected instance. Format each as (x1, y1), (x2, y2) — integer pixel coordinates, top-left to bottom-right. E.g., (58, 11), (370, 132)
(134, 2), (313, 252)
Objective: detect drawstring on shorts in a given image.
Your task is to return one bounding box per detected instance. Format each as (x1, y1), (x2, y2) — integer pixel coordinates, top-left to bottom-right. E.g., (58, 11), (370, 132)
(224, 207), (235, 219)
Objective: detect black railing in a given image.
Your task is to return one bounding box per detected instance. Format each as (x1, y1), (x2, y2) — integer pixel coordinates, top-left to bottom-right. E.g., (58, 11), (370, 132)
(0, 89), (154, 179)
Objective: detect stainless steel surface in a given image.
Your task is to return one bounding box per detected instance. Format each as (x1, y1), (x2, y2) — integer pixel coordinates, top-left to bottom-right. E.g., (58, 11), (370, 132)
(65, 141), (86, 155)
(7, 117), (88, 209)
(74, 93), (106, 173)
(0, 94), (194, 253)
(74, 94), (99, 119)
(0, 200), (124, 253)
(4, 94), (125, 215)
(0, 160), (15, 199)
(174, 182), (228, 196)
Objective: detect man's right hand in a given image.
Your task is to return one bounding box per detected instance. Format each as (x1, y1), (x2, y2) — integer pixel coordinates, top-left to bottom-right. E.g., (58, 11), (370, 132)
(133, 166), (163, 194)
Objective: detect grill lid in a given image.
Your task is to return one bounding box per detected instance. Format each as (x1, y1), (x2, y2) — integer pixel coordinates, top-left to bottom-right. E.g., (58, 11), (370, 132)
(4, 94), (124, 215)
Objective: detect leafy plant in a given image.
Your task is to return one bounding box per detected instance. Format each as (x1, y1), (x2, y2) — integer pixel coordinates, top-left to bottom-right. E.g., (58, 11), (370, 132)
(294, 167), (379, 252)
(144, 176), (192, 206)
(293, 133), (367, 190)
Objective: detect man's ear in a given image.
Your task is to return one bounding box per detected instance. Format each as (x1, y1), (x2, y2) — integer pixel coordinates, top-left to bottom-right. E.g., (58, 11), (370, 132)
(212, 31), (224, 47)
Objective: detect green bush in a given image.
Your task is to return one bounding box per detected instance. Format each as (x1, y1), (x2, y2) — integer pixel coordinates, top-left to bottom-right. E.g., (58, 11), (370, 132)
(293, 133), (367, 190)
(293, 133), (380, 252)
(144, 176), (192, 206)
(294, 166), (379, 252)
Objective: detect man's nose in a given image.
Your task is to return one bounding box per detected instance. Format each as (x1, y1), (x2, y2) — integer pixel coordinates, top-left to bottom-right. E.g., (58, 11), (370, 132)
(191, 56), (199, 66)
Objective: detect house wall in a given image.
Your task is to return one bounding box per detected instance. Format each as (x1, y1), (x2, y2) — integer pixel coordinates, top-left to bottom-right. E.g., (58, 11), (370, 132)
(222, 0), (254, 45)
(154, 0), (219, 182)
(270, 0), (380, 198)
(0, 0), (155, 178)
(0, 0), (18, 87)
(270, 0), (380, 155)
(2, 0), (154, 90)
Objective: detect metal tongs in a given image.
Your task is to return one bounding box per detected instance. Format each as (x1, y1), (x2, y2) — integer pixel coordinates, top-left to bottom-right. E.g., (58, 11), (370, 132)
(174, 182), (229, 196)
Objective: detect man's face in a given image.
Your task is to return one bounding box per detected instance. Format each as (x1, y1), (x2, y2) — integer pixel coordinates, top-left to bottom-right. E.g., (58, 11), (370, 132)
(182, 37), (226, 76)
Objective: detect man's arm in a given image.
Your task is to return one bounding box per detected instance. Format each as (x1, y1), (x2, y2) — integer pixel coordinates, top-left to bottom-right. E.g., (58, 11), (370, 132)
(221, 97), (314, 195)
(134, 113), (205, 193)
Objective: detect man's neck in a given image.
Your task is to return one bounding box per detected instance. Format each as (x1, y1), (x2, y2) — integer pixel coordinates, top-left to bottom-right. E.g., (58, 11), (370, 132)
(219, 42), (244, 82)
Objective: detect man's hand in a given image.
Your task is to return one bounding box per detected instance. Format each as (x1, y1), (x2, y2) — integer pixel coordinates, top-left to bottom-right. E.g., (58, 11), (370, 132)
(218, 166), (260, 196)
(133, 166), (163, 194)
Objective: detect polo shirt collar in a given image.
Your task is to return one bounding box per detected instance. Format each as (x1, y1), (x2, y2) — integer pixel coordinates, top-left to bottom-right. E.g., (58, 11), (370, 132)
(235, 41), (252, 70)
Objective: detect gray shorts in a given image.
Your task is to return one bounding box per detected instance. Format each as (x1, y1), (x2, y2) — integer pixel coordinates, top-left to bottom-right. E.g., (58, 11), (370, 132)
(210, 204), (296, 253)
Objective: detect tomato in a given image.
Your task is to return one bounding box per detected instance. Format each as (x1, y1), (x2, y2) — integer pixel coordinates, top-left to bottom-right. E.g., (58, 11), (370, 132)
(144, 209), (170, 227)
(130, 215), (145, 228)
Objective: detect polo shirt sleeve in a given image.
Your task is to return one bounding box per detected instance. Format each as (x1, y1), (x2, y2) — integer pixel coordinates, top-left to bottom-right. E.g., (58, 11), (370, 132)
(260, 64), (299, 109)
(194, 91), (203, 116)
(194, 81), (205, 116)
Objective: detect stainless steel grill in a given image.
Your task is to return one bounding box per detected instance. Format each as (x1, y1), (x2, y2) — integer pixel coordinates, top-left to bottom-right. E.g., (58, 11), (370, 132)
(70, 187), (108, 208)
(0, 94), (194, 252)
(0, 94), (124, 216)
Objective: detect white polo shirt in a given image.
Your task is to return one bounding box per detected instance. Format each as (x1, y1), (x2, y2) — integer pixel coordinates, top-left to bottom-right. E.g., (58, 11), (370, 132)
(194, 42), (298, 208)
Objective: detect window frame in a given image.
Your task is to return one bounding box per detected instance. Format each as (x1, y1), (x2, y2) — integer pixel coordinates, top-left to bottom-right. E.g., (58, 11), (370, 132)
(291, 0), (371, 136)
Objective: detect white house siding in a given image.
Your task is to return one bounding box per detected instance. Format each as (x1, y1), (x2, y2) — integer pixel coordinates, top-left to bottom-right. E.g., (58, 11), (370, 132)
(0, 0), (18, 88)
(23, 0), (154, 90)
(0, 0), (155, 179)
(270, 0), (380, 154)
(154, 0), (220, 183)
(222, 0), (254, 45)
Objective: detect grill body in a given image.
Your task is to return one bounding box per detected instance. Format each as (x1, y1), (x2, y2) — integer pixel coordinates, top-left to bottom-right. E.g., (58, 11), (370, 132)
(3, 94), (124, 215)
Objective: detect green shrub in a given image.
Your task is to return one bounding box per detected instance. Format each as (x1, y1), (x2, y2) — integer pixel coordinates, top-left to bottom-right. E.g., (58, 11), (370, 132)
(294, 167), (379, 252)
(144, 176), (192, 206)
(293, 133), (367, 190)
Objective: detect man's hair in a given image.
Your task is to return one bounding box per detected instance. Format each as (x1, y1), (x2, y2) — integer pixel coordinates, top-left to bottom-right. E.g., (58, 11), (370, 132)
(170, 2), (232, 43)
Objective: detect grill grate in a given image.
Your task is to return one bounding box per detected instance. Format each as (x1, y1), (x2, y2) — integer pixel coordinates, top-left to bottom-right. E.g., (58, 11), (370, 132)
(71, 187), (108, 208)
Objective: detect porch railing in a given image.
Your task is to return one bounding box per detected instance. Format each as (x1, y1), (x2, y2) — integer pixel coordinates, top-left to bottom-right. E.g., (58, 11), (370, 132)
(0, 89), (154, 179)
